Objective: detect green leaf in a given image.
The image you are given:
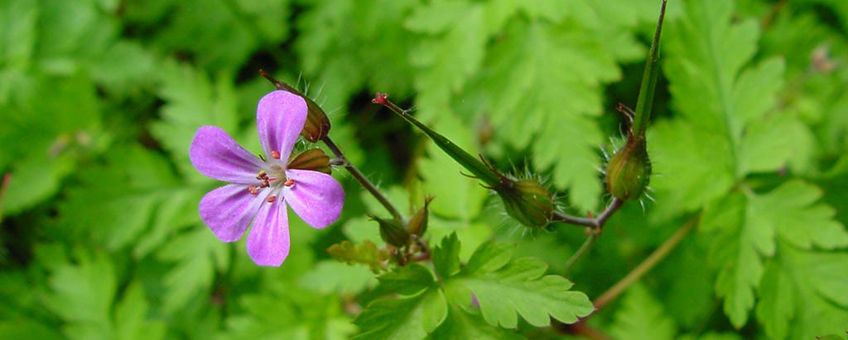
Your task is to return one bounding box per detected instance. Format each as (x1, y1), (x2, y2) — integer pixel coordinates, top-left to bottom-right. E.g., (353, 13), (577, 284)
(114, 282), (166, 340)
(377, 264), (436, 296)
(470, 20), (617, 211)
(45, 253), (116, 339)
(451, 242), (593, 328)
(156, 227), (229, 313)
(609, 284), (677, 340)
(299, 261), (376, 295)
(702, 180), (848, 328)
(152, 60), (240, 178)
(757, 245), (848, 339)
(652, 0), (799, 208)
(429, 304), (520, 340)
(433, 233), (461, 280)
(354, 289), (448, 340)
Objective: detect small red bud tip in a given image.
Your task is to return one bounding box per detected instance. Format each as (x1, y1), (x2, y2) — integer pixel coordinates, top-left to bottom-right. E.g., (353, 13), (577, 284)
(284, 179), (295, 187)
(266, 195), (277, 203)
(372, 92), (388, 105)
(271, 150), (281, 159)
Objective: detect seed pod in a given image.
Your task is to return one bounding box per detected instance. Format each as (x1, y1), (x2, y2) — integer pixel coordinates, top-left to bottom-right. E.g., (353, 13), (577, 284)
(497, 178), (555, 228)
(372, 216), (410, 247)
(605, 136), (651, 200)
(288, 149), (331, 174)
(407, 196), (434, 236)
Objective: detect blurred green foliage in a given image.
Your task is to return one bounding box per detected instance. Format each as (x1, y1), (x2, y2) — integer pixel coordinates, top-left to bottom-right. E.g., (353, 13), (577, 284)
(1, 0), (848, 339)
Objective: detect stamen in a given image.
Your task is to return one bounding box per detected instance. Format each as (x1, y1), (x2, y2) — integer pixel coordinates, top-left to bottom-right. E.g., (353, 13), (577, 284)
(284, 179), (295, 187)
(247, 185), (259, 195)
(267, 195), (277, 203)
(271, 150), (281, 159)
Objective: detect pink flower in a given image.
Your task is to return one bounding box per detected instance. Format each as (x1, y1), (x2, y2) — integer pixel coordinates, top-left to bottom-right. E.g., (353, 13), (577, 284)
(189, 90), (344, 266)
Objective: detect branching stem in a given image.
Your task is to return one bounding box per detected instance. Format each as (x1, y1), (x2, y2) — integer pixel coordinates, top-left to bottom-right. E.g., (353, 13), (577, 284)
(593, 217), (697, 310)
(322, 136), (404, 221)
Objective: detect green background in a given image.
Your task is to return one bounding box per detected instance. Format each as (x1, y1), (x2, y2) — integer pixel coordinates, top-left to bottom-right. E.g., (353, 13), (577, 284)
(1, 0), (847, 338)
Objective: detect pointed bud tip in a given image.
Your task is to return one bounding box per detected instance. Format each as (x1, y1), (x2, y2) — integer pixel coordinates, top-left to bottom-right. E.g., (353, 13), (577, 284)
(372, 92), (389, 105)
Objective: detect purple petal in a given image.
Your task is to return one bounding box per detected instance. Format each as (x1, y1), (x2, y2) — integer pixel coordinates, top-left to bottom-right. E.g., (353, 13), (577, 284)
(190, 126), (264, 184)
(247, 199), (290, 266)
(256, 90), (308, 162)
(199, 184), (267, 242)
(284, 169), (344, 229)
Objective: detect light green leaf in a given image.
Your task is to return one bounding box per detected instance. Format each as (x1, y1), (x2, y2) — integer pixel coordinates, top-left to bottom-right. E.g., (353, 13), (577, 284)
(433, 233), (461, 280)
(156, 227), (229, 313)
(377, 264), (436, 296)
(452, 243), (593, 328)
(428, 305), (520, 340)
(354, 289), (448, 340)
(299, 261), (376, 295)
(45, 253), (115, 339)
(609, 284), (677, 340)
(152, 60), (240, 179)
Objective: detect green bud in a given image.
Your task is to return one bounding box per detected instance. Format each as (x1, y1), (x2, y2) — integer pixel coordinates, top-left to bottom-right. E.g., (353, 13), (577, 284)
(372, 216), (410, 247)
(605, 136), (651, 200)
(288, 148), (331, 174)
(407, 196), (434, 236)
(497, 179), (555, 228)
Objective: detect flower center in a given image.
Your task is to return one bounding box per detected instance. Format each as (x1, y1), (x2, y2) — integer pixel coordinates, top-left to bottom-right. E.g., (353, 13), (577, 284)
(247, 150), (296, 198)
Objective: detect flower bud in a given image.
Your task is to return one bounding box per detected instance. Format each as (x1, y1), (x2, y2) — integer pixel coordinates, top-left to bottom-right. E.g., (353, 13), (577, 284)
(288, 149), (331, 174)
(496, 178), (555, 228)
(372, 216), (410, 247)
(407, 196), (434, 236)
(300, 99), (331, 142)
(605, 137), (651, 200)
(259, 70), (330, 142)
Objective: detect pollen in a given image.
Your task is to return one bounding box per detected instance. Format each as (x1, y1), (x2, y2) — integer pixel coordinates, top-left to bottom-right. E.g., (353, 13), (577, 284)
(271, 150), (281, 159)
(247, 185), (259, 195)
(266, 195), (277, 203)
(284, 179), (295, 187)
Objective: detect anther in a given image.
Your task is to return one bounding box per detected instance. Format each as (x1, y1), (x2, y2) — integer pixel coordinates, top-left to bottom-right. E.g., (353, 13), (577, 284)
(271, 150), (281, 159)
(247, 185), (259, 195)
(267, 195), (277, 203)
(284, 179), (295, 187)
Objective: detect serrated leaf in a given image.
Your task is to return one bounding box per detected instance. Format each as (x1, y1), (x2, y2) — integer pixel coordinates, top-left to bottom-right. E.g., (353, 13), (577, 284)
(452, 243), (593, 328)
(757, 244), (848, 339)
(156, 227), (229, 313)
(429, 304), (521, 340)
(153, 61), (240, 179)
(609, 284), (677, 340)
(377, 264), (435, 296)
(45, 254), (116, 338)
(433, 233), (461, 280)
(354, 289), (448, 340)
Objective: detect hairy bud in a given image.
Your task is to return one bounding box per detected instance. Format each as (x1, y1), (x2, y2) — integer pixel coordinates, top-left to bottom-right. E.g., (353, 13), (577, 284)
(288, 149), (331, 174)
(372, 216), (410, 247)
(605, 136), (651, 200)
(497, 179), (555, 228)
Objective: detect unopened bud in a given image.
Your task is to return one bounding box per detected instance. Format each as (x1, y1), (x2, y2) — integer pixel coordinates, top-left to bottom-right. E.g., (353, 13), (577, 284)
(497, 179), (555, 228)
(372, 216), (410, 247)
(260, 70), (331, 141)
(288, 149), (331, 174)
(407, 196), (434, 236)
(605, 136), (651, 200)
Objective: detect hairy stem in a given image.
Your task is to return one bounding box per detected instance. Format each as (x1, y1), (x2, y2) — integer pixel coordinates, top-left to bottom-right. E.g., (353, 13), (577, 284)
(593, 217), (697, 310)
(551, 198), (624, 230)
(322, 136), (404, 221)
